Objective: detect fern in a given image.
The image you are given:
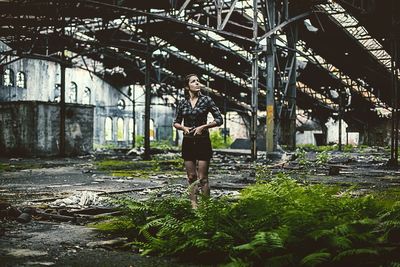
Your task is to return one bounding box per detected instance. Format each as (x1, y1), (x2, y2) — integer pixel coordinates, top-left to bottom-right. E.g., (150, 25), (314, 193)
(333, 248), (379, 262)
(301, 252), (331, 267)
(91, 175), (400, 266)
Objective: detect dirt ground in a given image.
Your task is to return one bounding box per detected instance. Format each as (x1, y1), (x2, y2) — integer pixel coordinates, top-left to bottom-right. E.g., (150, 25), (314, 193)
(0, 150), (254, 267)
(1, 147), (399, 266)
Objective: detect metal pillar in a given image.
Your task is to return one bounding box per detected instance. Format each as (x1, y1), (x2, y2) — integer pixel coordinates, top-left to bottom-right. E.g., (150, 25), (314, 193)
(144, 16), (151, 160)
(338, 91), (343, 151)
(59, 52), (66, 157)
(286, 23), (298, 150)
(389, 38), (398, 166)
(265, 0), (276, 153)
(132, 89), (136, 148)
(250, 0), (259, 160)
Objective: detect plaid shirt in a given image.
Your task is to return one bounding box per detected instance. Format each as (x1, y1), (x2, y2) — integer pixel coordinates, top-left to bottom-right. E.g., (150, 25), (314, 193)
(174, 94), (223, 136)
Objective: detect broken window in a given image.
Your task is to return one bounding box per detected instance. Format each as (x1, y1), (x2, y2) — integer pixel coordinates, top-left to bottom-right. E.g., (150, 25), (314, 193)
(105, 117), (113, 141)
(3, 68), (14, 86)
(128, 118), (134, 141)
(117, 99), (125, 110)
(54, 84), (61, 102)
(16, 72), (26, 88)
(117, 117), (124, 141)
(69, 82), (77, 103)
(128, 85), (134, 99)
(83, 87), (91, 104)
(149, 118), (155, 141)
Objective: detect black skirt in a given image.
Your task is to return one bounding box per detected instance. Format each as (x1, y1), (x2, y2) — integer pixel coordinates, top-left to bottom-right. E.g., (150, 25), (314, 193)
(182, 136), (213, 161)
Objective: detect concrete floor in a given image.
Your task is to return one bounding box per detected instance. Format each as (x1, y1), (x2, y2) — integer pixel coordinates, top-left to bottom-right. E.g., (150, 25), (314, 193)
(0, 150), (254, 266)
(1, 147), (399, 266)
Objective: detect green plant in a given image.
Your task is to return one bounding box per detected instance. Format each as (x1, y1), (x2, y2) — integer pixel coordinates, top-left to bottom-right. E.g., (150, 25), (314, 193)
(295, 148), (311, 168)
(151, 140), (176, 150)
(316, 151), (331, 165)
(92, 176), (400, 266)
(135, 135), (144, 148)
(342, 144), (354, 152)
(210, 130), (233, 149)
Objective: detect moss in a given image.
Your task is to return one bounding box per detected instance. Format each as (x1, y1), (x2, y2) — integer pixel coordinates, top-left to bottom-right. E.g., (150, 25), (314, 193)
(96, 159), (184, 178)
(96, 160), (156, 170)
(0, 162), (42, 172)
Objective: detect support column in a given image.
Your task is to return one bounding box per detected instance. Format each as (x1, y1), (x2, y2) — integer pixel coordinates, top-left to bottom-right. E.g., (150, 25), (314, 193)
(144, 15), (151, 160)
(265, 0), (276, 153)
(132, 87), (136, 148)
(338, 91), (343, 151)
(389, 38), (398, 166)
(250, 0), (259, 160)
(59, 53), (66, 157)
(286, 24), (298, 150)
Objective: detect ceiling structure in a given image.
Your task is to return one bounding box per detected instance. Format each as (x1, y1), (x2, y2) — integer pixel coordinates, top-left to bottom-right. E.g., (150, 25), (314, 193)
(0, 0), (399, 154)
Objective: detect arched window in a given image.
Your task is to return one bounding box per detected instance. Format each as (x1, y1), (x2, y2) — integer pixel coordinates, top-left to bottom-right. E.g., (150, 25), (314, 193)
(54, 84), (61, 102)
(128, 118), (134, 141)
(117, 117), (124, 141)
(117, 99), (125, 110)
(105, 117), (113, 141)
(3, 69), (14, 86)
(69, 82), (77, 103)
(149, 119), (155, 141)
(16, 72), (26, 88)
(128, 85), (134, 98)
(83, 87), (91, 104)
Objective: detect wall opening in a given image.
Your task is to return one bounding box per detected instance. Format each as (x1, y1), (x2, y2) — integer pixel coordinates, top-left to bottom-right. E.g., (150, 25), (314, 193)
(16, 72), (26, 88)
(83, 87), (91, 104)
(117, 117), (124, 141)
(105, 117), (113, 141)
(69, 82), (78, 103)
(3, 69), (14, 86)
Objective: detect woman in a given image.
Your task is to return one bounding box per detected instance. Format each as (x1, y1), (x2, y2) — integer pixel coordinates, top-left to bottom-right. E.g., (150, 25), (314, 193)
(173, 74), (223, 208)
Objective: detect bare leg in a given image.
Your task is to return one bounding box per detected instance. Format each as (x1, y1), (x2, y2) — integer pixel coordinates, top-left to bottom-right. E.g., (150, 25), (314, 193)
(184, 160), (198, 208)
(197, 160), (210, 197)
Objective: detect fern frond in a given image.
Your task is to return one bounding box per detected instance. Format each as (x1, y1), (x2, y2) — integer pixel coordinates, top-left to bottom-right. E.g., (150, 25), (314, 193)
(329, 236), (352, 250)
(301, 252), (331, 267)
(333, 248), (379, 262)
(264, 253), (294, 267)
(308, 229), (333, 241)
(334, 224), (351, 236)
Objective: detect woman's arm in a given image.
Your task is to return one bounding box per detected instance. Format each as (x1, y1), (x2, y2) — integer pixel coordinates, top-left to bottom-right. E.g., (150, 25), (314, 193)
(173, 122), (191, 135)
(193, 97), (223, 135)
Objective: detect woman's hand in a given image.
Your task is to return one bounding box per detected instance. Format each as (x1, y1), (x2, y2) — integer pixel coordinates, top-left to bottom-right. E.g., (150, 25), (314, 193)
(183, 126), (192, 135)
(193, 126), (205, 136)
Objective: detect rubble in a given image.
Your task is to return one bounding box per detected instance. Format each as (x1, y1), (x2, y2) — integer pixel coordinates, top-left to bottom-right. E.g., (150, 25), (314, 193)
(2, 148), (399, 266)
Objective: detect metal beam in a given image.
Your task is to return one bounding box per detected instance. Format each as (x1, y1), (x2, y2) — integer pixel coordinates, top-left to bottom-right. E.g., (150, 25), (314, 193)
(144, 15), (151, 160)
(250, 0), (259, 161)
(177, 0), (192, 16)
(258, 11), (312, 41)
(265, 0), (276, 153)
(81, 0), (256, 43)
(219, 0), (238, 30)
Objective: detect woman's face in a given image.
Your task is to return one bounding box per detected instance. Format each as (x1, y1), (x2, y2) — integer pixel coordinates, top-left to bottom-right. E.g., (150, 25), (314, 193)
(187, 75), (201, 93)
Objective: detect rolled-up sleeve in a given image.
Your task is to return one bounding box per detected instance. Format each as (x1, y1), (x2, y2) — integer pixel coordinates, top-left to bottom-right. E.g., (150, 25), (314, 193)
(209, 98), (223, 126)
(173, 100), (183, 125)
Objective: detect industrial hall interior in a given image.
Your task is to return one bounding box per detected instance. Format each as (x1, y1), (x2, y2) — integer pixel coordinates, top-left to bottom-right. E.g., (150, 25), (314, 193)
(2, 1), (400, 266)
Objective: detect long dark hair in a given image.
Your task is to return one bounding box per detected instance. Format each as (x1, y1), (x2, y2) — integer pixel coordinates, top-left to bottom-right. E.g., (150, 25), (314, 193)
(183, 74), (198, 99)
